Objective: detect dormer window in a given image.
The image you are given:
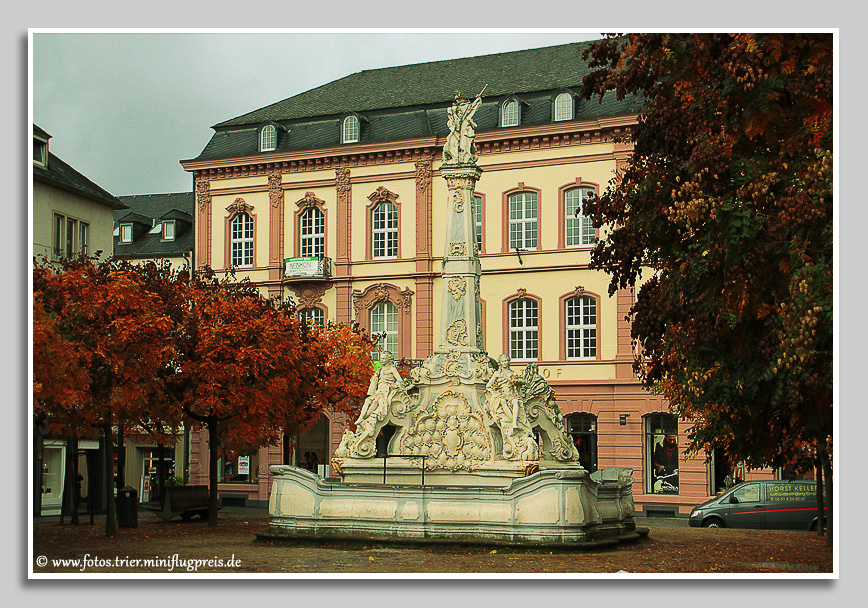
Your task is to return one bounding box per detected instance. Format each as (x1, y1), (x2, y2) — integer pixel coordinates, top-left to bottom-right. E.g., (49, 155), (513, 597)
(554, 92), (574, 121)
(260, 124), (277, 152)
(33, 137), (48, 167)
(162, 220), (176, 242)
(120, 223), (133, 243)
(342, 115), (360, 144)
(501, 98), (520, 127)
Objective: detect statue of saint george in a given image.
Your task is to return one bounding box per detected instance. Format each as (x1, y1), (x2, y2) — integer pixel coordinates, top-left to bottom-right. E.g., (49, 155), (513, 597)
(442, 87), (485, 166)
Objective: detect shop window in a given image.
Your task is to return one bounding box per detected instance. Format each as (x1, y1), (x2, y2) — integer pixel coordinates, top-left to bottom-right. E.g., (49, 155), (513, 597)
(646, 413), (679, 495)
(219, 453), (258, 483)
(567, 413), (597, 473)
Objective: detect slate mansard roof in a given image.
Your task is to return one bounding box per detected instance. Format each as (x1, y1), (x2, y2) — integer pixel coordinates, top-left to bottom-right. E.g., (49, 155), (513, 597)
(189, 40), (640, 163)
(33, 125), (127, 210)
(114, 192), (194, 260)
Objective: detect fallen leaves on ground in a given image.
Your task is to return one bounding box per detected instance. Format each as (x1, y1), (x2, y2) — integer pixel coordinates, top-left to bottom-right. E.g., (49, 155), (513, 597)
(31, 513), (833, 575)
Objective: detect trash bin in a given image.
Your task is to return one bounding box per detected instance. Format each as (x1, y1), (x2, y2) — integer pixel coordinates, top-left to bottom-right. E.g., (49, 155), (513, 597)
(117, 485), (138, 528)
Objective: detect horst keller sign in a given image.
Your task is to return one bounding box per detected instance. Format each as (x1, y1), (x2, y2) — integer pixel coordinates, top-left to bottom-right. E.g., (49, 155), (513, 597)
(284, 256), (324, 278)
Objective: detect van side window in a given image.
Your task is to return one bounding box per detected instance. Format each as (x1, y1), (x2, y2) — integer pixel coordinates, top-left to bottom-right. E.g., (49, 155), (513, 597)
(732, 483), (761, 503)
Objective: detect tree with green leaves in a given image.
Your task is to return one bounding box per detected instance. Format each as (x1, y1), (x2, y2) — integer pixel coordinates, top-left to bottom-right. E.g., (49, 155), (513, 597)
(580, 33), (832, 537)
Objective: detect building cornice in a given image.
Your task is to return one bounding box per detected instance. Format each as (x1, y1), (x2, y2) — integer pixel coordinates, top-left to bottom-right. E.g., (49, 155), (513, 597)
(181, 115), (638, 181)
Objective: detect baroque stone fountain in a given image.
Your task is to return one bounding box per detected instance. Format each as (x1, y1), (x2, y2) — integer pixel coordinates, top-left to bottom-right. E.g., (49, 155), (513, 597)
(264, 90), (639, 546)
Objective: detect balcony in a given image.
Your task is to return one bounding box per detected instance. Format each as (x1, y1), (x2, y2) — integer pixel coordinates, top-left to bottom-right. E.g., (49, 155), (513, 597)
(283, 256), (332, 282)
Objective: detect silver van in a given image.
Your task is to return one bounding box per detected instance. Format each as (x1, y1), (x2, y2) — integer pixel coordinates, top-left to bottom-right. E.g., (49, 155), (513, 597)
(688, 480), (826, 530)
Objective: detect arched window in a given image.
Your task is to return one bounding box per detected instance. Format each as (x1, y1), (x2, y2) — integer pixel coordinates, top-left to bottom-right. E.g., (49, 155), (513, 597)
(299, 207), (325, 258)
(300, 307), (324, 327)
(342, 115), (360, 143)
(508, 298), (538, 361)
(554, 92), (574, 121)
(564, 187), (595, 247)
(508, 191), (538, 251)
(372, 201), (398, 258)
(646, 413), (679, 495)
(565, 295), (597, 359)
(566, 414), (597, 473)
(501, 98), (520, 127)
(260, 125), (276, 152)
(370, 301), (399, 359)
(230, 212), (254, 267)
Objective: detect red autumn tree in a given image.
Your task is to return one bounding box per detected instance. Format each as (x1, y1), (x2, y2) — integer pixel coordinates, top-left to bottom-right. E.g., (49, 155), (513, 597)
(33, 257), (181, 536)
(581, 33), (833, 536)
(306, 321), (375, 422)
(161, 270), (328, 527)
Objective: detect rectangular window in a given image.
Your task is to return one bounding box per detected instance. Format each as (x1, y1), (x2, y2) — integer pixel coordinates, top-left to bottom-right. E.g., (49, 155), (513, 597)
(53, 214), (64, 258)
(300, 208), (325, 257)
(231, 213), (254, 267)
(120, 223), (133, 244)
(79, 222), (89, 256)
(162, 220), (175, 241)
(372, 202), (398, 258)
(509, 299), (539, 360)
(565, 188), (595, 247)
(566, 296), (597, 359)
(508, 192), (537, 251)
(474, 195), (483, 254)
(65, 218), (77, 257)
(371, 301), (399, 359)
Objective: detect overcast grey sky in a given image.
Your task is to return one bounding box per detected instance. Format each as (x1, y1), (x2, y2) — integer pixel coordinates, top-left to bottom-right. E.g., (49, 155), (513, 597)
(32, 30), (602, 197)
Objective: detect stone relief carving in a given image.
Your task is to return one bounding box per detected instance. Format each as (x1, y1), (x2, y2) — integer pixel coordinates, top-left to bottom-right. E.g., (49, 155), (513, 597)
(447, 277), (467, 301)
(225, 198), (253, 216)
(195, 176), (211, 212)
(449, 242), (467, 257)
(295, 191), (324, 210)
(445, 319), (469, 347)
(398, 391), (491, 471)
(268, 173), (283, 208)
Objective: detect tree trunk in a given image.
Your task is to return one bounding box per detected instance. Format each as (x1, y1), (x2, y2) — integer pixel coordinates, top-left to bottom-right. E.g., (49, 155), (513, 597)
(71, 438), (80, 525)
(103, 421), (117, 537)
(207, 418), (220, 528)
(815, 453), (824, 538)
(821, 444), (832, 547)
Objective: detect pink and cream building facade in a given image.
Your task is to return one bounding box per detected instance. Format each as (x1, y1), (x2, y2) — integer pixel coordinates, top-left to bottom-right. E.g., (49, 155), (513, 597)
(180, 41), (758, 515)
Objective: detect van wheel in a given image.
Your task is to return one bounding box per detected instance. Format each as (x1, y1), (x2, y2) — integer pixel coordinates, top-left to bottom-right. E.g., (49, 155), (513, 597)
(703, 518), (725, 528)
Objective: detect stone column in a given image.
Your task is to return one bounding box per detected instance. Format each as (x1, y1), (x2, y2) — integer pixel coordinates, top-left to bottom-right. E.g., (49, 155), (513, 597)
(437, 164), (485, 355)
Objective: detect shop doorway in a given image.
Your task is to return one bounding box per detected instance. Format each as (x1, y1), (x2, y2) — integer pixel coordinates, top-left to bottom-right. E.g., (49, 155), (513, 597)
(296, 414), (329, 476)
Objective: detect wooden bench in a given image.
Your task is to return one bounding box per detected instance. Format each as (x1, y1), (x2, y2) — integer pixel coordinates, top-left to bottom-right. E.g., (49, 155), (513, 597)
(155, 485), (214, 522)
